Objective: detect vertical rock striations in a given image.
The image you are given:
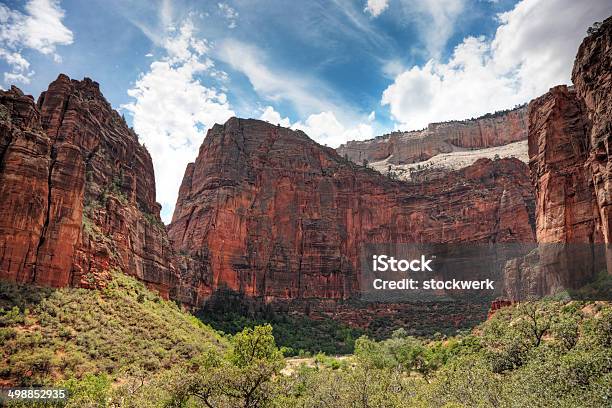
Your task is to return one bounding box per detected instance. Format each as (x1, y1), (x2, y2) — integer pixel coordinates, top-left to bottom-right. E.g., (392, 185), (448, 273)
(503, 17), (612, 300)
(169, 118), (535, 306)
(572, 16), (612, 266)
(528, 85), (600, 244)
(0, 75), (177, 297)
(503, 85), (603, 300)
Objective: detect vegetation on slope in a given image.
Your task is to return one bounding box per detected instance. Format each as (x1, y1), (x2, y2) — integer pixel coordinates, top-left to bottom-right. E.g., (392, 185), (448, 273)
(197, 291), (364, 356)
(199, 310), (363, 356)
(0, 273), (225, 387)
(1, 275), (610, 407)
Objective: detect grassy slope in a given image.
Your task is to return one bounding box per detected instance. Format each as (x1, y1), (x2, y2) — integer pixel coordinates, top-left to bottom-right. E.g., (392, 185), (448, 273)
(0, 273), (226, 386)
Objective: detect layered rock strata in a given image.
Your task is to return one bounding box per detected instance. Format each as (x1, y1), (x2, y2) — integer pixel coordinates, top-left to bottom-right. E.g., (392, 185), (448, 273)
(572, 16), (612, 267)
(337, 106), (527, 166)
(503, 17), (612, 300)
(169, 118), (535, 306)
(0, 75), (177, 297)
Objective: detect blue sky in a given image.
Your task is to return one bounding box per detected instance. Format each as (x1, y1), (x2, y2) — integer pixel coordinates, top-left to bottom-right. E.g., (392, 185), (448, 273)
(1, 0), (610, 221)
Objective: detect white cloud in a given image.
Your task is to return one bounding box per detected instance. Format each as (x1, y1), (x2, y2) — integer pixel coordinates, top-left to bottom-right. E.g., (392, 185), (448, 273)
(4, 71), (33, 84)
(259, 106), (373, 147)
(260, 106), (291, 127)
(381, 59), (405, 78)
(382, 0), (611, 130)
(364, 0), (389, 17)
(0, 0), (73, 84)
(123, 21), (234, 222)
(294, 111), (374, 147)
(218, 3), (238, 29)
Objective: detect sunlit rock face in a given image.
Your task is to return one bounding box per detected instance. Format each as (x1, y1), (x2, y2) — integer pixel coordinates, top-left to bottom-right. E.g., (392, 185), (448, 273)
(503, 85), (604, 300)
(528, 85), (601, 245)
(169, 117), (535, 306)
(336, 105), (528, 166)
(0, 75), (177, 297)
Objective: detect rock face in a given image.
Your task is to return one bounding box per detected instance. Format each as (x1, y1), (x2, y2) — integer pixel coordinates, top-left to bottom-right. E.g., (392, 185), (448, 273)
(169, 118), (535, 306)
(528, 85), (600, 244)
(502, 17), (612, 300)
(337, 106), (527, 166)
(572, 16), (612, 265)
(0, 75), (177, 297)
(503, 86), (605, 300)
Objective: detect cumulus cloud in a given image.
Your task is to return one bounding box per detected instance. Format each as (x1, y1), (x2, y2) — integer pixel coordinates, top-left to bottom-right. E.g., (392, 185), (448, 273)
(294, 111), (374, 146)
(123, 21), (234, 222)
(0, 0), (73, 84)
(382, 0), (611, 130)
(364, 0), (389, 17)
(260, 106), (373, 147)
(260, 106), (291, 127)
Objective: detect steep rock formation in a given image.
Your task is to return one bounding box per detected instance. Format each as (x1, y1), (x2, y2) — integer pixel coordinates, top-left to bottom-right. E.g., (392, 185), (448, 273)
(572, 16), (612, 264)
(337, 106), (527, 166)
(169, 118), (535, 306)
(500, 18), (612, 302)
(0, 75), (177, 297)
(528, 85), (600, 244)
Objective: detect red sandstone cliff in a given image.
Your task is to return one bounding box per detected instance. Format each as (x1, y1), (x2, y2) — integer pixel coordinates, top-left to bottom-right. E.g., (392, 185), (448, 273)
(573, 16), (612, 265)
(337, 106), (527, 165)
(503, 85), (604, 300)
(168, 118), (535, 305)
(0, 75), (177, 297)
(502, 17), (612, 300)
(528, 85), (600, 244)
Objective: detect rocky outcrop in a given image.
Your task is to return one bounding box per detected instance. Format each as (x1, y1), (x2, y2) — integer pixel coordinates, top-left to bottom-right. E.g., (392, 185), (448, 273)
(337, 106), (527, 166)
(169, 118), (535, 306)
(528, 85), (600, 244)
(501, 17), (612, 300)
(502, 86), (606, 300)
(505, 85), (605, 300)
(572, 16), (612, 266)
(0, 75), (177, 297)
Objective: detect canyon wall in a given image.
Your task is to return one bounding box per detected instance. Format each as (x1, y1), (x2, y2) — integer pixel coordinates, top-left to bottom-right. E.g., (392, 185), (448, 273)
(503, 17), (612, 300)
(572, 16), (612, 264)
(0, 75), (177, 297)
(503, 85), (603, 299)
(168, 118), (535, 306)
(336, 106), (527, 166)
(0, 18), (608, 309)
(528, 85), (600, 244)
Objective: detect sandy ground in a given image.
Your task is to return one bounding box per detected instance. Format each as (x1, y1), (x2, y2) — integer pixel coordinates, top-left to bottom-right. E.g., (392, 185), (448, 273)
(281, 356), (351, 375)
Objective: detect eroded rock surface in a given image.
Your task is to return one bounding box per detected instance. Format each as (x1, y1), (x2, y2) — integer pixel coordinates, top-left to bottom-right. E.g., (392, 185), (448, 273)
(0, 75), (177, 297)
(573, 16), (612, 260)
(169, 118), (535, 305)
(502, 17), (612, 300)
